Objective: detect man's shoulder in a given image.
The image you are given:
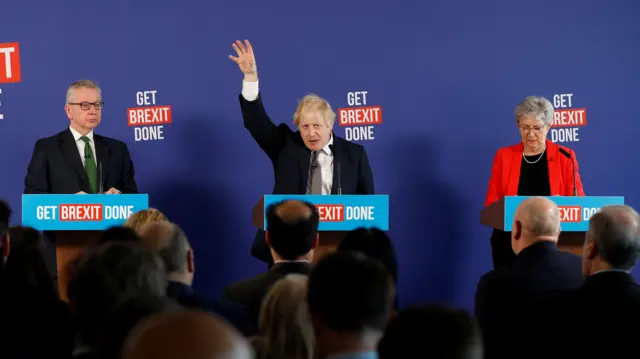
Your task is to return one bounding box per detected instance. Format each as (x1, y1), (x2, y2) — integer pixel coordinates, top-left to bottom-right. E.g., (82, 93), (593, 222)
(34, 129), (68, 146)
(94, 133), (129, 148)
(224, 272), (269, 296)
(334, 135), (365, 154)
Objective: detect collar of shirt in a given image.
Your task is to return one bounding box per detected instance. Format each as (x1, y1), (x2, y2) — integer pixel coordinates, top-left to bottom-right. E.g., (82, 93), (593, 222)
(326, 351), (378, 359)
(273, 259), (311, 264)
(320, 133), (334, 155)
(69, 126), (94, 143)
(593, 268), (630, 275)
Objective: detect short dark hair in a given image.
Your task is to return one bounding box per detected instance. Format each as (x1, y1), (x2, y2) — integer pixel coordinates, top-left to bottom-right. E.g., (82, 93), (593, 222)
(338, 227), (398, 283)
(588, 205), (640, 270)
(307, 251), (394, 333)
(67, 241), (167, 346)
(266, 200), (319, 260)
(98, 226), (141, 244)
(378, 305), (482, 359)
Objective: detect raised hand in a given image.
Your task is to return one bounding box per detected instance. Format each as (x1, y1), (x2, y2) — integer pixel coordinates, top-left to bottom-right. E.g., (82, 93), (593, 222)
(229, 39), (257, 80)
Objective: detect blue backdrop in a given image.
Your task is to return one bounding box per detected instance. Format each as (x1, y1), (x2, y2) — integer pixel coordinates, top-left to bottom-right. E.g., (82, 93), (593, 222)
(1, 0), (638, 311)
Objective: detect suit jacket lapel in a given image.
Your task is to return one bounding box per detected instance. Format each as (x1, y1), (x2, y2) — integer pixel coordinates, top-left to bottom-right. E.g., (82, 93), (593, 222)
(330, 138), (342, 194)
(507, 143), (522, 195)
(298, 149), (311, 194)
(94, 135), (110, 189)
(60, 129), (90, 191)
(546, 140), (561, 195)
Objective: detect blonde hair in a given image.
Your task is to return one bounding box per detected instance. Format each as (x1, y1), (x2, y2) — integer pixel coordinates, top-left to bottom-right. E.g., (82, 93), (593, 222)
(66, 79), (101, 103)
(254, 274), (315, 359)
(124, 208), (168, 234)
(292, 93), (336, 128)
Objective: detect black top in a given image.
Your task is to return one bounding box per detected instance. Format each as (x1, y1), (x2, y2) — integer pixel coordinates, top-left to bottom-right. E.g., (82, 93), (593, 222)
(517, 151), (551, 196)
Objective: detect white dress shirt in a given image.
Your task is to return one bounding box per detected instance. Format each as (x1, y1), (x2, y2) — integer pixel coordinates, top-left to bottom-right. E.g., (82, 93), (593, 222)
(68, 126), (96, 168)
(242, 80), (334, 194)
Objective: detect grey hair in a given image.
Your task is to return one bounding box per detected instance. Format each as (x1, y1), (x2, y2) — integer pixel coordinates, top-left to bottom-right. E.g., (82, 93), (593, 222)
(587, 205), (640, 270)
(66, 79), (101, 103)
(514, 96), (555, 126)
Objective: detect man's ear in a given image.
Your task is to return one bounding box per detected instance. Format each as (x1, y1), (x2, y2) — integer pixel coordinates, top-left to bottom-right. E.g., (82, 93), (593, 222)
(513, 220), (522, 240)
(312, 233), (319, 249)
(265, 231), (271, 247)
(586, 240), (598, 260)
(1, 233), (10, 258)
(186, 248), (195, 273)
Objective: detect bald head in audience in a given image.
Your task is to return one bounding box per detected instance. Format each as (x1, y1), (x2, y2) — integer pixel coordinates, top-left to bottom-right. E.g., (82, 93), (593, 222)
(582, 205), (640, 276)
(511, 197), (561, 254)
(265, 199), (319, 262)
(139, 221), (194, 285)
(121, 311), (254, 359)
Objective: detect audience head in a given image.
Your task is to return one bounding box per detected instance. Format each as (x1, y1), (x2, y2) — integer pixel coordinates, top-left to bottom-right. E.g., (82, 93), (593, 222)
(307, 251), (394, 357)
(124, 208), (168, 234)
(253, 273), (314, 359)
(0, 200), (12, 270)
(265, 199), (319, 261)
(99, 225), (142, 244)
(67, 240), (167, 348)
(0, 226), (55, 295)
(583, 205), (640, 275)
(338, 227), (398, 283)
(121, 311), (254, 359)
(139, 221), (194, 285)
(378, 305), (483, 359)
(511, 196), (561, 254)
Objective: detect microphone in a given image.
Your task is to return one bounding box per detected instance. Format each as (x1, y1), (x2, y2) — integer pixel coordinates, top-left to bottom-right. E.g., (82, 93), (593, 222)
(558, 148), (577, 196)
(306, 151), (315, 194)
(329, 144), (342, 195)
(97, 160), (104, 194)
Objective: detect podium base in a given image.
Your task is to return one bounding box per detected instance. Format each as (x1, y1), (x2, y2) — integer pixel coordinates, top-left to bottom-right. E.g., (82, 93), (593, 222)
(312, 231), (347, 264)
(557, 232), (586, 257)
(53, 230), (101, 302)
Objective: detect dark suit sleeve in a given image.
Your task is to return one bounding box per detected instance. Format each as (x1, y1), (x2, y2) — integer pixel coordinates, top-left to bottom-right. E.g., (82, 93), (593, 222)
(119, 143), (138, 194)
(239, 94), (286, 161)
(356, 145), (375, 194)
(24, 139), (50, 194)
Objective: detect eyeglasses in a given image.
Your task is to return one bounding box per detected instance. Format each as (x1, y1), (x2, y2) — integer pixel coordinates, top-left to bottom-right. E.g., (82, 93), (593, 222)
(68, 101), (104, 110)
(519, 125), (547, 134)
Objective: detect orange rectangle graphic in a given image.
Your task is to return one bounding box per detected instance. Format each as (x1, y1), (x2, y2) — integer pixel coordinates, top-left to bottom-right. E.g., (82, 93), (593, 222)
(337, 106), (382, 126)
(59, 204), (103, 221)
(0, 42), (21, 83)
(553, 108), (587, 127)
(558, 206), (582, 222)
(127, 105), (172, 126)
(316, 204), (344, 221)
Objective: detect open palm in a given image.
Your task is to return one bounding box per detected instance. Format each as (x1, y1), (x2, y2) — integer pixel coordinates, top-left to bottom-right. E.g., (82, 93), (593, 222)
(229, 40), (257, 75)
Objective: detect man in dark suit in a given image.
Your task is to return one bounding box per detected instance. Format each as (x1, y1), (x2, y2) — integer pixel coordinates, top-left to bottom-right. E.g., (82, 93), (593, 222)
(523, 204), (640, 358)
(24, 79), (138, 195)
(228, 40), (375, 264)
(474, 196), (584, 359)
(221, 199), (317, 327)
(138, 220), (256, 337)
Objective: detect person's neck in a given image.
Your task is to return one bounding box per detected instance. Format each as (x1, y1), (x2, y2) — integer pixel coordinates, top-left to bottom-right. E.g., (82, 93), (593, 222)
(70, 124), (91, 136)
(271, 251), (312, 263)
(517, 236), (557, 254)
(524, 147), (545, 156)
(321, 331), (380, 359)
(167, 272), (192, 285)
(587, 258), (615, 275)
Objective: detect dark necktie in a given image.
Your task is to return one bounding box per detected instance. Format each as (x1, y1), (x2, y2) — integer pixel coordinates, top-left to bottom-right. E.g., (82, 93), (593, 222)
(80, 136), (98, 193)
(307, 151), (323, 194)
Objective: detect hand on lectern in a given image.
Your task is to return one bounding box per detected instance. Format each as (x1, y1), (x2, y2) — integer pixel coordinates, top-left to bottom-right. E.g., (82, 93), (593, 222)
(229, 39), (258, 81)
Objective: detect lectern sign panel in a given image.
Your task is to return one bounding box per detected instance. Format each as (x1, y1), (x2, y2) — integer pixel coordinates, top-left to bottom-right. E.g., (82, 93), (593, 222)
(22, 194), (149, 230)
(263, 195), (389, 231)
(503, 196), (624, 232)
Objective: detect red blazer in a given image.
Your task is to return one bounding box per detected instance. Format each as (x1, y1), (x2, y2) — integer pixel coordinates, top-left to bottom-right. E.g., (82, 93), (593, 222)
(485, 139), (585, 207)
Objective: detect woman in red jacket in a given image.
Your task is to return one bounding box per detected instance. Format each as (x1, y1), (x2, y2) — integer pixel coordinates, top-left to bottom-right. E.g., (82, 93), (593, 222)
(485, 96), (585, 268)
